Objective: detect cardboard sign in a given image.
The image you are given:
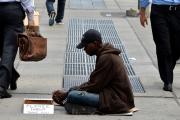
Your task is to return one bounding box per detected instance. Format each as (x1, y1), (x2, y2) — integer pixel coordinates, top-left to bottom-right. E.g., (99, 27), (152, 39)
(23, 98), (54, 114)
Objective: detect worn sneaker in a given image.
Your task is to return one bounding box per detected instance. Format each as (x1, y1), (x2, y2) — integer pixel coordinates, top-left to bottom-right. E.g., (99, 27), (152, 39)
(10, 70), (20, 90)
(49, 11), (56, 26)
(56, 20), (64, 25)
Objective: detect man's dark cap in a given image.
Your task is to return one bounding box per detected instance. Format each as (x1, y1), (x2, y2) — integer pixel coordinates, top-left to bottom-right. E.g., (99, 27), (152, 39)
(76, 29), (102, 49)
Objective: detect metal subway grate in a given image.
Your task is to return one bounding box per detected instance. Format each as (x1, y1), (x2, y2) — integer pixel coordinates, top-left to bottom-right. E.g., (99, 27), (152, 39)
(65, 52), (86, 63)
(86, 64), (95, 75)
(64, 18), (145, 93)
(63, 75), (145, 93)
(63, 76), (89, 90)
(63, 53), (130, 64)
(121, 53), (130, 64)
(64, 64), (87, 75)
(69, 0), (106, 10)
(125, 64), (136, 76)
(64, 52), (96, 64)
(67, 19), (123, 45)
(66, 44), (84, 52)
(66, 44), (126, 53)
(64, 64), (95, 76)
(129, 76), (145, 93)
(86, 55), (96, 63)
(64, 63), (136, 76)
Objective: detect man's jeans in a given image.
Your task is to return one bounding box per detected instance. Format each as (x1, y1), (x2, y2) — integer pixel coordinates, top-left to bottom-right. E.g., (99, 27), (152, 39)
(67, 90), (99, 107)
(46, 0), (55, 15)
(45, 0), (66, 22)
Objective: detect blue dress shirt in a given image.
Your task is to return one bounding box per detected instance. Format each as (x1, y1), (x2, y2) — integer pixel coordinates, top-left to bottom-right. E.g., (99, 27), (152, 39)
(20, 0), (34, 21)
(140, 0), (180, 8)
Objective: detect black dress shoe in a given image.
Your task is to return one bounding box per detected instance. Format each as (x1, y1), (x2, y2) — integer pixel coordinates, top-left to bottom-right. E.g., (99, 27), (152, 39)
(10, 69), (20, 90)
(163, 84), (172, 92)
(0, 86), (12, 98)
(10, 81), (17, 90)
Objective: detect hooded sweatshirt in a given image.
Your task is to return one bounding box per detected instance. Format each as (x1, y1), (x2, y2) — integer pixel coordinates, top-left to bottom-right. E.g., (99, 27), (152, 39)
(79, 43), (135, 114)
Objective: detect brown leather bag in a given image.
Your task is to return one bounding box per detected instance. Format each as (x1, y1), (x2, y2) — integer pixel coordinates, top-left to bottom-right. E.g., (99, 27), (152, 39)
(17, 30), (47, 61)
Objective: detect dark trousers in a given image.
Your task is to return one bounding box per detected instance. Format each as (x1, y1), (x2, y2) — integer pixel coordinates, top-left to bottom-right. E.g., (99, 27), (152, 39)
(150, 4), (180, 85)
(0, 2), (25, 89)
(46, 0), (66, 22)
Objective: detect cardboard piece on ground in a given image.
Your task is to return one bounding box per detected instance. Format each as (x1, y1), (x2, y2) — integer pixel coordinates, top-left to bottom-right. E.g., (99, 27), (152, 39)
(106, 107), (139, 116)
(107, 112), (133, 116)
(23, 98), (54, 114)
(129, 107), (139, 113)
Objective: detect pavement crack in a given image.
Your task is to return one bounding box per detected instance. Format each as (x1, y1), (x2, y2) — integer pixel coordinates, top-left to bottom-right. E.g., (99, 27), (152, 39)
(172, 92), (180, 107)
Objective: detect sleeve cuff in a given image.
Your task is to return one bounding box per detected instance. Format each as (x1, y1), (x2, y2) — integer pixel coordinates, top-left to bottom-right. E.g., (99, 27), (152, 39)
(140, 1), (150, 8)
(26, 6), (34, 21)
(27, 11), (34, 22)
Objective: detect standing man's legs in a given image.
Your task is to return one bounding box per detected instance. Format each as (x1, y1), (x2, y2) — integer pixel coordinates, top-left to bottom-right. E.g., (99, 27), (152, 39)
(55, 0), (66, 24)
(0, 27), (20, 90)
(0, 29), (3, 58)
(46, 0), (56, 26)
(150, 5), (180, 91)
(150, 5), (174, 91)
(169, 10), (180, 67)
(0, 3), (24, 98)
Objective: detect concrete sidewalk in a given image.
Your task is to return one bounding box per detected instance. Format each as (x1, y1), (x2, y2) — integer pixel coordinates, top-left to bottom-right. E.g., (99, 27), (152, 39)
(0, 0), (180, 120)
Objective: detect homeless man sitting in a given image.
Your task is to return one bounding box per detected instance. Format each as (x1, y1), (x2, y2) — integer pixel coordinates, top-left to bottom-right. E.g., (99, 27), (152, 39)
(52, 29), (136, 114)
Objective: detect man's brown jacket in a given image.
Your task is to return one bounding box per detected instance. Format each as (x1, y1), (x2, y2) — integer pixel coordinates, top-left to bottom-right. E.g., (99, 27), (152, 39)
(78, 43), (135, 114)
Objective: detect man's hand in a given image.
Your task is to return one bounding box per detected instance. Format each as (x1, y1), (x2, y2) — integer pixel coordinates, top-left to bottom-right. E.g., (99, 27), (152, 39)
(52, 90), (67, 105)
(28, 20), (35, 26)
(139, 8), (148, 27)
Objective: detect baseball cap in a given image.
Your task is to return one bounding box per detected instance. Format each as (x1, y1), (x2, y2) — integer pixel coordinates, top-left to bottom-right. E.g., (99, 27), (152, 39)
(76, 29), (102, 49)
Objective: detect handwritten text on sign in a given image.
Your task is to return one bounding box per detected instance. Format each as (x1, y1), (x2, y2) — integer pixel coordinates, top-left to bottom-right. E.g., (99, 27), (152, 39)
(24, 104), (54, 114)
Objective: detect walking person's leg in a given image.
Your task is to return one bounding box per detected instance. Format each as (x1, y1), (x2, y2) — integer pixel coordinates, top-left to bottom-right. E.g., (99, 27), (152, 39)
(0, 29), (3, 58)
(150, 5), (173, 91)
(55, 0), (66, 24)
(0, 3), (24, 98)
(169, 10), (180, 69)
(46, 0), (56, 26)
